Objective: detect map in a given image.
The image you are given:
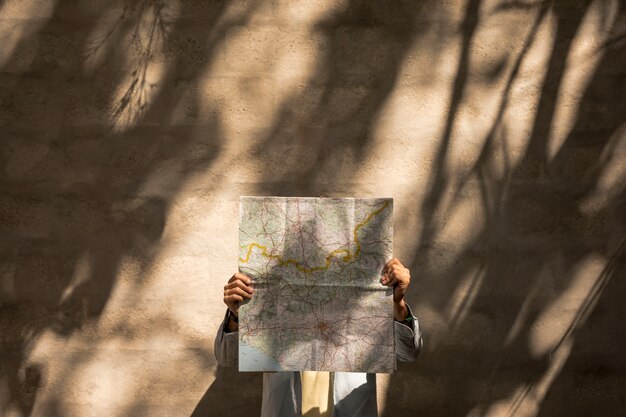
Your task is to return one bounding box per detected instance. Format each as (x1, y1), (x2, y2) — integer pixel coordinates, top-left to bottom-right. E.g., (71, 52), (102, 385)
(238, 197), (395, 373)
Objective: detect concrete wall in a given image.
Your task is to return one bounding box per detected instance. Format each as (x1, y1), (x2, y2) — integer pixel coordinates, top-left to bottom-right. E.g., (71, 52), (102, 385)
(1, 0), (625, 416)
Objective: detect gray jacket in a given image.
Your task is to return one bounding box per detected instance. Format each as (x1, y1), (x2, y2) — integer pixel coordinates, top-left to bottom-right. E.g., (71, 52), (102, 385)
(214, 304), (423, 417)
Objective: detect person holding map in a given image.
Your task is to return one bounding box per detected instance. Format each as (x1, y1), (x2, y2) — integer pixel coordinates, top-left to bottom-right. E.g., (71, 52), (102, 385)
(214, 257), (422, 417)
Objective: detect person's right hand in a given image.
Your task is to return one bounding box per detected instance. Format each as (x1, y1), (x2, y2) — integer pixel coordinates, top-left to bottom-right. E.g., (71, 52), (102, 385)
(223, 273), (254, 316)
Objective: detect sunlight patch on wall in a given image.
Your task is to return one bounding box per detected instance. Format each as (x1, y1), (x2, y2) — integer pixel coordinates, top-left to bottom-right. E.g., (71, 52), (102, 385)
(199, 74), (276, 144)
(59, 252), (92, 305)
(272, 33), (323, 98)
(68, 351), (136, 416)
(95, 254), (145, 328)
(398, 27), (463, 87)
(0, 0), (56, 70)
(437, 190), (485, 253)
(370, 86), (444, 164)
(444, 263), (486, 331)
(504, 263), (556, 347)
(528, 254), (607, 358)
(157, 193), (239, 323)
(201, 2), (332, 145)
(125, 193), (239, 337)
(580, 124), (626, 214)
(109, 56), (166, 133)
(274, 0), (349, 23)
(448, 89), (502, 168)
(473, 337), (573, 417)
(364, 33), (451, 191)
(352, 103), (437, 250)
(21, 252), (217, 415)
(53, 336), (192, 416)
(546, 0), (620, 161)
(503, 7), (557, 157)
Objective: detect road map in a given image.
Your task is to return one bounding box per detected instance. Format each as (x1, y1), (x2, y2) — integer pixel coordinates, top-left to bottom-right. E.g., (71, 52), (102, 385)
(238, 196), (395, 373)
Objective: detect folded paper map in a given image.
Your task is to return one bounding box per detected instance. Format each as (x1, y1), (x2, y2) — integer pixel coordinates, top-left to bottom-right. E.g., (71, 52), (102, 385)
(238, 197), (395, 373)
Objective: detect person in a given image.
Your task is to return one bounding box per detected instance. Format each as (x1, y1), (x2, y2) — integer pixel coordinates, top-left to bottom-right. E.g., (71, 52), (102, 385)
(214, 258), (423, 417)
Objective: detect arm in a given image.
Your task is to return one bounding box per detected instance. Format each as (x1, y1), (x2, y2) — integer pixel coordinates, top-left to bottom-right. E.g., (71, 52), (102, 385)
(213, 273), (254, 367)
(214, 309), (240, 367)
(381, 258), (424, 362)
(394, 302), (423, 362)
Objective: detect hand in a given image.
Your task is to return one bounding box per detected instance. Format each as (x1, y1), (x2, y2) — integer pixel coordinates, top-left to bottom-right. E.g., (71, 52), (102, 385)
(223, 273), (254, 317)
(380, 258), (411, 321)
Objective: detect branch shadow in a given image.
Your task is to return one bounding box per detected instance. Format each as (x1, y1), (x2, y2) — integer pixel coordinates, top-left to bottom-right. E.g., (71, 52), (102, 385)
(207, 1), (434, 410)
(384, 0), (626, 416)
(0, 0), (248, 415)
(247, 0), (434, 197)
(190, 364), (264, 417)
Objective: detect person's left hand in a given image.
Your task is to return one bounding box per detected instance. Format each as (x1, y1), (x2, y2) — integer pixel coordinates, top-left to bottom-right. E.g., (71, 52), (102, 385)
(381, 258), (411, 319)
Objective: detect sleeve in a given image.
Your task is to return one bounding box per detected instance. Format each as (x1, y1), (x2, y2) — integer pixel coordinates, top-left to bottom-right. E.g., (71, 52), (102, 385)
(213, 308), (239, 367)
(394, 302), (423, 362)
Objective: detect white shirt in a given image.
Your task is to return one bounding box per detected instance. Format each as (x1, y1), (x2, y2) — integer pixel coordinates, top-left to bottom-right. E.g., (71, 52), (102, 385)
(214, 304), (423, 417)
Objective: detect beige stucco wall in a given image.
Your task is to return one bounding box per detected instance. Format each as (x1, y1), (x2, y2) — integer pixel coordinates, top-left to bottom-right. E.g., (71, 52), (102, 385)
(1, 0), (625, 416)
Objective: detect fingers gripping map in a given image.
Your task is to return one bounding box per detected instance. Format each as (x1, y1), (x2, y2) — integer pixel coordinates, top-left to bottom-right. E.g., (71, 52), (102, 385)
(238, 197), (395, 373)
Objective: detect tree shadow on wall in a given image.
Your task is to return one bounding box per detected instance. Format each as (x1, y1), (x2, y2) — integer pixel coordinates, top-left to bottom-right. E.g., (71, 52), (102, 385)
(384, 1), (626, 416)
(197, 0), (438, 406)
(190, 364), (264, 417)
(193, 0), (451, 414)
(246, 0), (435, 197)
(0, 1), (260, 416)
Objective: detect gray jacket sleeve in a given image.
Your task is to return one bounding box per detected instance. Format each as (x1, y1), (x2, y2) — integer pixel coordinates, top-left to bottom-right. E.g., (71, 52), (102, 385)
(394, 303), (423, 362)
(214, 309), (239, 367)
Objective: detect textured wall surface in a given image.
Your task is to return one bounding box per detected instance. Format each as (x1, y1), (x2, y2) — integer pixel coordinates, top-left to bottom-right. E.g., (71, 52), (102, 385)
(1, 0), (625, 416)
